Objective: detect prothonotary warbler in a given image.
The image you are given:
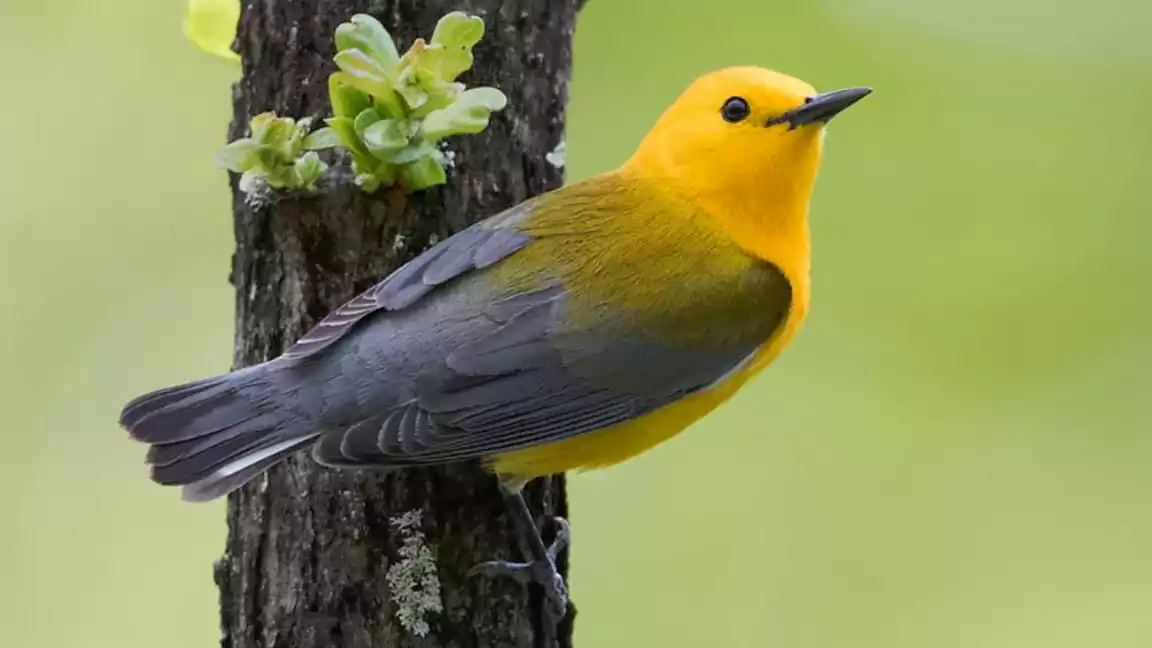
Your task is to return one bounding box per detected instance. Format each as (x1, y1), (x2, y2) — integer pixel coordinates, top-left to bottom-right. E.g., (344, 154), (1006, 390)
(120, 66), (870, 621)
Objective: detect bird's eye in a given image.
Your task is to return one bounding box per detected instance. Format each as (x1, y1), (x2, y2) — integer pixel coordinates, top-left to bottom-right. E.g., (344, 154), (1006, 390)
(720, 96), (751, 123)
(803, 96), (815, 105)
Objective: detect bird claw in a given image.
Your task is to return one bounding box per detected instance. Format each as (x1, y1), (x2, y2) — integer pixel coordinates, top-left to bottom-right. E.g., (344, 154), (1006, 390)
(547, 516), (571, 562)
(470, 515), (571, 623)
(469, 558), (537, 584)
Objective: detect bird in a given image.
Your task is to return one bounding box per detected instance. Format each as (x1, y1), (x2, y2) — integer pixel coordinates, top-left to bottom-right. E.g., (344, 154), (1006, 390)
(120, 65), (870, 622)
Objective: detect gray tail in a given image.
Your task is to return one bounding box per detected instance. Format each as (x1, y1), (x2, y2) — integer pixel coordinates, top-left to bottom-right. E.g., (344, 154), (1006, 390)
(119, 365), (318, 502)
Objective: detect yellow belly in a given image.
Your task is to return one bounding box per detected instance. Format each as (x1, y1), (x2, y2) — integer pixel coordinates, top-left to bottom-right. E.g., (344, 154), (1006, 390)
(488, 303), (806, 480)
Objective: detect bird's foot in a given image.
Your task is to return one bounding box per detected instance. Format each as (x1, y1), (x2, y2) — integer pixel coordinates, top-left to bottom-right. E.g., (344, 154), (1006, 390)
(471, 516), (571, 623)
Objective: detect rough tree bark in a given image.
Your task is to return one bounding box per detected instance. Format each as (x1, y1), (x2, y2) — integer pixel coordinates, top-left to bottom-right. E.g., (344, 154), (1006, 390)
(214, 2), (583, 647)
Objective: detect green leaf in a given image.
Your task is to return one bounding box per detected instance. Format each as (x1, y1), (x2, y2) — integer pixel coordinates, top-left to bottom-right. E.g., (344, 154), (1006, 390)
(325, 116), (374, 169)
(283, 116), (313, 159)
(390, 141), (438, 165)
(356, 172), (383, 192)
(293, 152), (328, 189)
(406, 81), (462, 118)
(248, 112), (278, 143)
(395, 38), (427, 80)
(362, 119), (411, 156)
(332, 48), (406, 118)
(328, 73), (371, 119)
(373, 160), (397, 185)
(303, 126), (342, 150)
(335, 14), (401, 70)
(397, 39), (467, 95)
(269, 118), (297, 154)
(393, 39), (435, 100)
(334, 49), (399, 102)
(414, 81), (462, 115)
(426, 13), (485, 82)
(255, 146), (282, 172)
(397, 83), (428, 112)
(213, 138), (261, 171)
(262, 166), (294, 189)
(350, 157), (370, 177)
(251, 115), (296, 160)
(399, 41), (469, 89)
(430, 13), (484, 50)
(399, 155), (447, 191)
(435, 45), (474, 84)
(419, 87), (507, 140)
(371, 91), (406, 120)
(353, 107), (382, 135)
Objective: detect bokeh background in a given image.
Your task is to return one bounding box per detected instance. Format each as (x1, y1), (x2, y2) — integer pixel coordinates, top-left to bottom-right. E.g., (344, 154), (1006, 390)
(3, 0), (1151, 646)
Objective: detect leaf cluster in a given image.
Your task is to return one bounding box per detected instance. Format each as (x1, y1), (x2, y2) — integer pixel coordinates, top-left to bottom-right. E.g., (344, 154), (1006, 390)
(215, 13), (507, 194)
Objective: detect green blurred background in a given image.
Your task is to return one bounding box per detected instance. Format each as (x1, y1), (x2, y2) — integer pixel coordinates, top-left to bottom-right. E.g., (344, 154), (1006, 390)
(3, 0), (1150, 646)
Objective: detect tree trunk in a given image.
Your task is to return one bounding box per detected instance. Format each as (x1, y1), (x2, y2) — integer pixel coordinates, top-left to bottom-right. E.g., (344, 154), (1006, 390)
(214, 2), (582, 647)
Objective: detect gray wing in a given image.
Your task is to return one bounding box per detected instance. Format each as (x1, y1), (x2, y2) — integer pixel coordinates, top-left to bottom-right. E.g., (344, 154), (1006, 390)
(279, 203), (535, 363)
(311, 267), (792, 468)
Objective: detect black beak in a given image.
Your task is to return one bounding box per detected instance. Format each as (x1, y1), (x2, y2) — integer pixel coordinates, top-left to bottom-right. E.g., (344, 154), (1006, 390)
(769, 87), (872, 129)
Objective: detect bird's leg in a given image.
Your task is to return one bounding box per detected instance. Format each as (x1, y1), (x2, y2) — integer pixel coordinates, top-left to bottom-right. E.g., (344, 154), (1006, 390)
(470, 480), (571, 624)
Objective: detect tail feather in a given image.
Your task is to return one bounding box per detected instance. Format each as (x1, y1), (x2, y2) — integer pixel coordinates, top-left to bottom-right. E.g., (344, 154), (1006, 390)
(144, 411), (285, 468)
(120, 366), (319, 500)
(120, 371), (251, 434)
(122, 368), (279, 444)
(180, 437), (314, 502)
(150, 425), (290, 485)
(119, 380), (219, 429)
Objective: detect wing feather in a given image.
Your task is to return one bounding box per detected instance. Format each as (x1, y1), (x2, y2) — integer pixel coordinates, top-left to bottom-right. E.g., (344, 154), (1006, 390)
(280, 203), (534, 363)
(313, 270), (790, 468)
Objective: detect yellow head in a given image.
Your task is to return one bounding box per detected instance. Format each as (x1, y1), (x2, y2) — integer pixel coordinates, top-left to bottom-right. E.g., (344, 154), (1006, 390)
(624, 66), (870, 258)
